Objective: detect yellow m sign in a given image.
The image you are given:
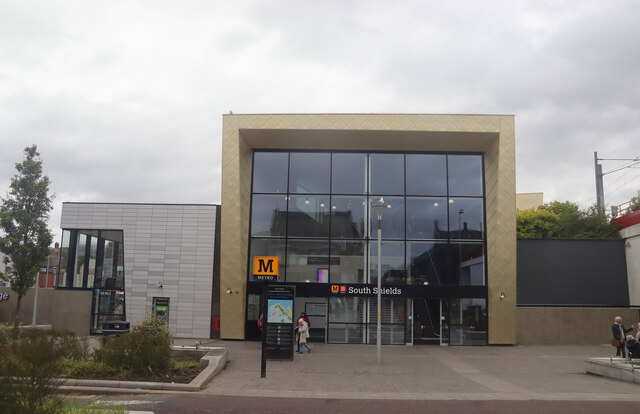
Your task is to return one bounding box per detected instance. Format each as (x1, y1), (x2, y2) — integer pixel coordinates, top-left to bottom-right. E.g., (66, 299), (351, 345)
(253, 256), (279, 276)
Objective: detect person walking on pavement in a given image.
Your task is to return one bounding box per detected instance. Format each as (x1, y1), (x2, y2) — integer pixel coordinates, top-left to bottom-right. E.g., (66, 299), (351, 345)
(296, 317), (312, 354)
(612, 316), (634, 358)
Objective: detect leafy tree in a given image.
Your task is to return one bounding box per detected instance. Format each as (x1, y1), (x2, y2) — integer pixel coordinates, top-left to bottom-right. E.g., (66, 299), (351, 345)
(538, 201), (582, 238)
(630, 191), (640, 212)
(0, 145), (53, 328)
(516, 208), (559, 238)
(517, 200), (620, 239)
(578, 205), (621, 238)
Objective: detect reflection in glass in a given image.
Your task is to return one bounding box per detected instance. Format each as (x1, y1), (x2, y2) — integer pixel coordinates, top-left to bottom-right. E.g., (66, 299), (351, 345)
(332, 153), (367, 194)
(330, 240), (366, 283)
(285, 239), (330, 283)
(58, 230), (70, 287)
(367, 297), (405, 345)
(289, 152), (331, 194)
(368, 297), (405, 324)
(448, 243), (485, 285)
(447, 154), (483, 196)
(406, 154), (447, 195)
(406, 197), (448, 239)
(370, 197), (404, 239)
(448, 298), (487, 345)
(252, 152), (289, 193)
(406, 241), (448, 285)
(329, 296), (365, 323)
(251, 194), (287, 237)
(249, 238), (286, 281)
(368, 240), (405, 284)
(92, 291), (126, 334)
(369, 153), (404, 195)
(287, 195), (330, 238)
(87, 236), (98, 288)
(73, 233), (87, 288)
(330, 196), (366, 238)
(448, 198), (484, 239)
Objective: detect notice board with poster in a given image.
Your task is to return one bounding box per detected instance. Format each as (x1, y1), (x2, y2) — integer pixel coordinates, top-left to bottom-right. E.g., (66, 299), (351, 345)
(263, 285), (295, 360)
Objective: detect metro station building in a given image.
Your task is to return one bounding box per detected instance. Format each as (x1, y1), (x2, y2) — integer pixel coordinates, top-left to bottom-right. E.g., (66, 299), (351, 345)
(220, 114), (517, 345)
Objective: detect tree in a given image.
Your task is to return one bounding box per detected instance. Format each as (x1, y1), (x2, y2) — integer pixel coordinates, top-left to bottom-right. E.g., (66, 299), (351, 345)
(517, 200), (620, 239)
(0, 145), (53, 328)
(630, 191), (640, 212)
(516, 208), (559, 238)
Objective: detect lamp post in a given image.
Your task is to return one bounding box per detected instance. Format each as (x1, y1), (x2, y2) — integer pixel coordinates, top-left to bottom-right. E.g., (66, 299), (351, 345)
(372, 197), (388, 364)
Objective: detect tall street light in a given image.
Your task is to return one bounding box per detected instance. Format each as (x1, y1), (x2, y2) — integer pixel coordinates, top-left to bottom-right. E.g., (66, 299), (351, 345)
(372, 197), (388, 364)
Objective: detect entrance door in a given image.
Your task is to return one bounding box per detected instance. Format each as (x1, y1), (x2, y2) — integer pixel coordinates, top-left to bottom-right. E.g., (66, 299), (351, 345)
(411, 298), (449, 345)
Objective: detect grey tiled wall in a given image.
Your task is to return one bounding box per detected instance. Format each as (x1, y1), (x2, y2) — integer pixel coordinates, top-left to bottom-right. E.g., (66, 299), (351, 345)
(60, 202), (217, 338)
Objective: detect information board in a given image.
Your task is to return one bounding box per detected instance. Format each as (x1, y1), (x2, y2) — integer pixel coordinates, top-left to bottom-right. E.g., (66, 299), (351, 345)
(263, 285), (295, 360)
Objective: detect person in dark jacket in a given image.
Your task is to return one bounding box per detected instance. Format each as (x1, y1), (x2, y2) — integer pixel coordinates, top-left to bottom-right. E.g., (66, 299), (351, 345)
(626, 335), (640, 359)
(612, 316), (634, 358)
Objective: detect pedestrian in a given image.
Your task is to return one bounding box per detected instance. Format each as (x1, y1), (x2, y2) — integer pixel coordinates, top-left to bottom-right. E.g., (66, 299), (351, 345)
(635, 322), (640, 342)
(300, 312), (311, 339)
(296, 317), (312, 354)
(612, 316), (634, 358)
(626, 335), (640, 359)
(257, 313), (264, 334)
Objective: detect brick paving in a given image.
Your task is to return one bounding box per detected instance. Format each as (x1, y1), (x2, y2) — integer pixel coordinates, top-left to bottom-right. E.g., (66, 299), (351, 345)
(172, 339), (640, 401)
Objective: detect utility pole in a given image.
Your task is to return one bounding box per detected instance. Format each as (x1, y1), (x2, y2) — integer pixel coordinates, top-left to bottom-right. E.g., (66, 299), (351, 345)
(594, 152), (605, 211)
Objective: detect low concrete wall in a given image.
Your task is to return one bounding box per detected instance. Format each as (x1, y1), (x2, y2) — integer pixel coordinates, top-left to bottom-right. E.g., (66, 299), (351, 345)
(0, 287), (92, 335)
(0, 286), (55, 325)
(585, 357), (640, 384)
(517, 307), (640, 344)
(52, 290), (92, 335)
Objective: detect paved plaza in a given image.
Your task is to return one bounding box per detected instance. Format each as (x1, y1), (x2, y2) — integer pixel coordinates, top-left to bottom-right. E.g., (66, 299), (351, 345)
(170, 339), (640, 401)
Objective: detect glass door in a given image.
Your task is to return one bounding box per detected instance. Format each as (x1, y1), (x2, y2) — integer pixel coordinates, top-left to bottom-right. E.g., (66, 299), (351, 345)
(411, 298), (443, 344)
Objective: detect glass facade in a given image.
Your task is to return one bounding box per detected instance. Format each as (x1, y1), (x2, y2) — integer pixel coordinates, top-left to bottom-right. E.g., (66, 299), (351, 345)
(247, 150), (487, 345)
(58, 229), (125, 334)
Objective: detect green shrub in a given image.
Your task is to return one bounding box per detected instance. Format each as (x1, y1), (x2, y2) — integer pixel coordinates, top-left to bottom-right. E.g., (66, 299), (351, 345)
(0, 328), (67, 414)
(94, 317), (173, 377)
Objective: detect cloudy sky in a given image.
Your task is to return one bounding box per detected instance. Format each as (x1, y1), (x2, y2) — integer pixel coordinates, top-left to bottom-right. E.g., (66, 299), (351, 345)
(1, 0), (639, 242)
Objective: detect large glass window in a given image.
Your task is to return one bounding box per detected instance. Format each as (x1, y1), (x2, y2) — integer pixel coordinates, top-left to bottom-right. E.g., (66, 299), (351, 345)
(447, 243), (485, 286)
(58, 229), (125, 334)
(330, 196), (366, 238)
(406, 241), (448, 285)
(289, 152), (331, 194)
(369, 153), (404, 195)
(73, 233), (87, 288)
(287, 195), (330, 238)
(332, 153), (366, 194)
(406, 154), (447, 195)
(285, 239), (330, 283)
(447, 154), (483, 196)
(449, 298), (487, 345)
(57, 230), (70, 288)
(328, 296), (365, 344)
(330, 240), (366, 283)
(327, 297), (405, 344)
(406, 197), (448, 240)
(368, 240), (405, 284)
(251, 194), (287, 237)
(370, 196), (404, 239)
(248, 150), (486, 288)
(448, 197), (484, 240)
(253, 152), (289, 193)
